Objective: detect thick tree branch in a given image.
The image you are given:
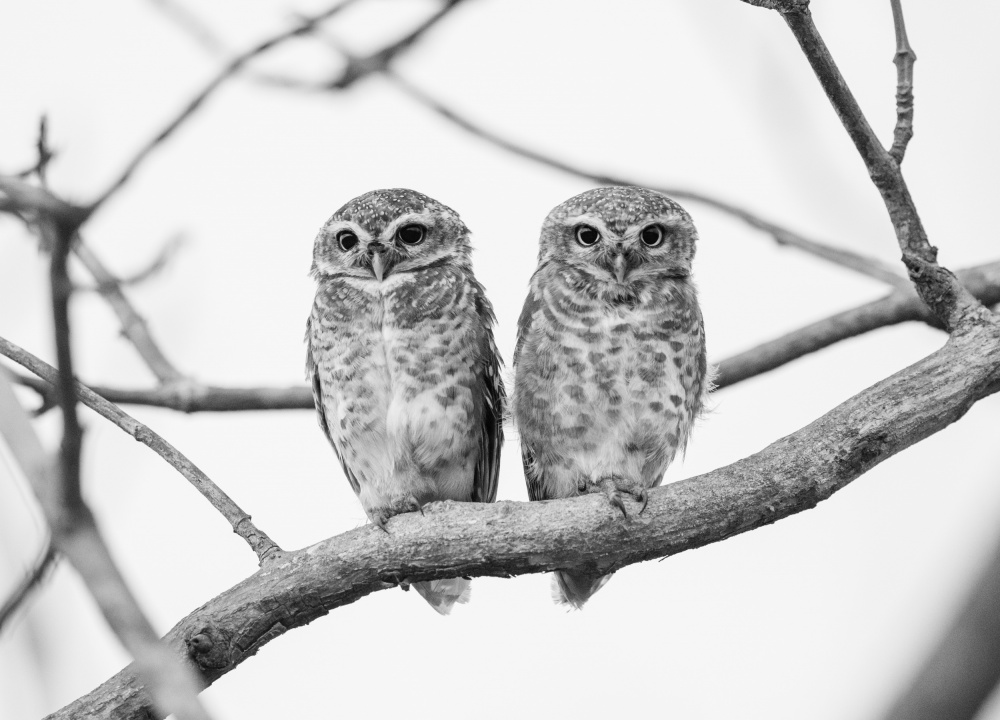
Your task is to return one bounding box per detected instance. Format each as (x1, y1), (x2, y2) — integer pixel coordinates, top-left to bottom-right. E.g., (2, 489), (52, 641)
(888, 0), (916, 163)
(715, 260), (1000, 389)
(50, 317), (1000, 719)
(0, 336), (283, 564)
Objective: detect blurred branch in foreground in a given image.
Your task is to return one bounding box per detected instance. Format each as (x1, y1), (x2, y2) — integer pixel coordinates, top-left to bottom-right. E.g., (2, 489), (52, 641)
(882, 506), (1000, 720)
(0, 336), (284, 565)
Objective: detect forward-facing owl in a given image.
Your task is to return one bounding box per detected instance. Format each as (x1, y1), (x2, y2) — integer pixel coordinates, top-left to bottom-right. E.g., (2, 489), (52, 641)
(306, 188), (504, 615)
(513, 186), (707, 609)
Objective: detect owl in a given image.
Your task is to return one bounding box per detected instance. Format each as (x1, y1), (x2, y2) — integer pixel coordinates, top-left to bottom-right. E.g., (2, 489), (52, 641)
(306, 188), (504, 615)
(512, 186), (707, 609)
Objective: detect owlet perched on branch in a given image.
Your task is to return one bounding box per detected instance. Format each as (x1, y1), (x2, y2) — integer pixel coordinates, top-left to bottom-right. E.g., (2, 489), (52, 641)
(306, 188), (504, 615)
(513, 186), (707, 609)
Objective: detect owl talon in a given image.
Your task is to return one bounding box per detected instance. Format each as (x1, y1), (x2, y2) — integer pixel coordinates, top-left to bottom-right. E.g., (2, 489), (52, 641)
(582, 475), (649, 518)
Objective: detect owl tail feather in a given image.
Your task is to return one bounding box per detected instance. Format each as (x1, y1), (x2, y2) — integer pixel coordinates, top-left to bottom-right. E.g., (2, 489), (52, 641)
(413, 578), (471, 615)
(552, 570), (614, 610)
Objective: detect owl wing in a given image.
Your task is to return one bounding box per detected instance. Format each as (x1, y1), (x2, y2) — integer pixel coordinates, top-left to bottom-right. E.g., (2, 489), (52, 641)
(513, 279), (542, 368)
(305, 317), (361, 496)
(471, 287), (505, 504)
(513, 283), (548, 501)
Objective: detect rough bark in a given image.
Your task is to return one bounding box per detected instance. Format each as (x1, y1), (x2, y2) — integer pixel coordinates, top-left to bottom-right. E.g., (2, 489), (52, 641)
(49, 317), (1000, 719)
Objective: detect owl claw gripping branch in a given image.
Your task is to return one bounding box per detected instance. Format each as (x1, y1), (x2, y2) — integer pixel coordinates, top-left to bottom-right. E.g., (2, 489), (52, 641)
(513, 186), (708, 609)
(306, 188), (504, 615)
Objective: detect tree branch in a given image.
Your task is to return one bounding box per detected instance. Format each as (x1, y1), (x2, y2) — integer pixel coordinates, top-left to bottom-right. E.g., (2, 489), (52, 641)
(87, 0), (362, 216)
(0, 336), (283, 564)
(49, 317), (1000, 719)
(750, 1), (985, 331)
(888, 0), (916, 163)
(882, 512), (1000, 720)
(715, 260), (1000, 389)
(0, 538), (57, 633)
(44, 217), (213, 720)
(72, 238), (185, 383)
(385, 72), (910, 290)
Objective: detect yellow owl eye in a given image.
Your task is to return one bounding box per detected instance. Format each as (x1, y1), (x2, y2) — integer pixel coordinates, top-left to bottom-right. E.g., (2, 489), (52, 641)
(640, 224), (665, 248)
(337, 230), (359, 251)
(575, 225), (600, 247)
(396, 224), (425, 245)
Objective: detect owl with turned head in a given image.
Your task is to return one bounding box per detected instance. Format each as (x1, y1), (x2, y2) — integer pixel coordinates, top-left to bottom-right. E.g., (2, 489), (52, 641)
(513, 186), (707, 609)
(306, 188), (504, 615)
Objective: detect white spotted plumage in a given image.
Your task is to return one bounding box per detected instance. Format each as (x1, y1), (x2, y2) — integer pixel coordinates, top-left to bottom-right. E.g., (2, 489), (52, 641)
(307, 188), (504, 614)
(513, 186), (708, 608)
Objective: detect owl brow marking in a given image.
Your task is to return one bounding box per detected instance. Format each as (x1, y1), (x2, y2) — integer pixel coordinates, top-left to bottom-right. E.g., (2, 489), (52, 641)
(562, 215), (615, 240)
(381, 210), (438, 242)
(325, 221), (370, 243)
(621, 218), (684, 243)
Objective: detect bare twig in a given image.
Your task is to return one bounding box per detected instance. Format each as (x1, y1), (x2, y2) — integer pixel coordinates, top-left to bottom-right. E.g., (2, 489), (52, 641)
(385, 72), (910, 290)
(87, 0), (362, 216)
(888, 0), (916, 163)
(50, 317), (1000, 717)
(0, 539), (57, 633)
(715, 260), (1000, 389)
(327, 0), (468, 89)
(750, 1), (987, 331)
(78, 234), (184, 292)
(13, 375), (314, 412)
(72, 239), (184, 383)
(0, 336), (283, 564)
(10, 260), (998, 413)
(147, 0), (227, 54)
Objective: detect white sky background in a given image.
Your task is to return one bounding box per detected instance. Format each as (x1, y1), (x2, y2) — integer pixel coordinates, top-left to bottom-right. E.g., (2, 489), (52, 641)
(1, 0), (1000, 718)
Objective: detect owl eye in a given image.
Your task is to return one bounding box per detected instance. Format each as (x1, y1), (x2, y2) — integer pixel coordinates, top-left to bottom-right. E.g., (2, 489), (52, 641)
(640, 224), (665, 248)
(396, 224), (425, 245)
(337, 230), (359, 251)
(575, 225), (600, 247)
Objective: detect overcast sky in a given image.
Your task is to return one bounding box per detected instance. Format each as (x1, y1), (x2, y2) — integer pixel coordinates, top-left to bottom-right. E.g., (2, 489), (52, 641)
(2, 1), (1000, 719)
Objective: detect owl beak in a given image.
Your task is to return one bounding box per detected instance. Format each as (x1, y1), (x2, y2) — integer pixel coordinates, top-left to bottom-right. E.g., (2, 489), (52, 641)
(370, 251), (386, 282)
(613, 253), (627, 283)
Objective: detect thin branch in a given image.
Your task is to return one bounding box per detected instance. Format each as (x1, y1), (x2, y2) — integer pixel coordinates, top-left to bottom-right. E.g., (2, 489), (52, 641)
(0, 540), (57, 633)
(715, 260), (1000, 389)
(147, 0), (228, 54)
(326, 0), (468, 89)
(888, 0), (916, 163)
(72, 239), (184, 383)
(10, 259), (996, 414)
(50, 319), (1000, 718)
(753, 1), (985, 331)
(87, 0), (362, 216)
(0, 336), (283, 564)
(385, 72), (911, 290)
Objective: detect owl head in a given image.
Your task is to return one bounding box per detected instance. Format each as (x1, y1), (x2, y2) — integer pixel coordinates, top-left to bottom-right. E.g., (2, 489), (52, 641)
(536, 186), (698, 302)
(311, 188), (472, 282)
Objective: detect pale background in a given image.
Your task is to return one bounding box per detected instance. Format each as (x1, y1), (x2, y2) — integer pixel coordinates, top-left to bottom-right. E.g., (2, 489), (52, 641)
(1, 1), (999, 718)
